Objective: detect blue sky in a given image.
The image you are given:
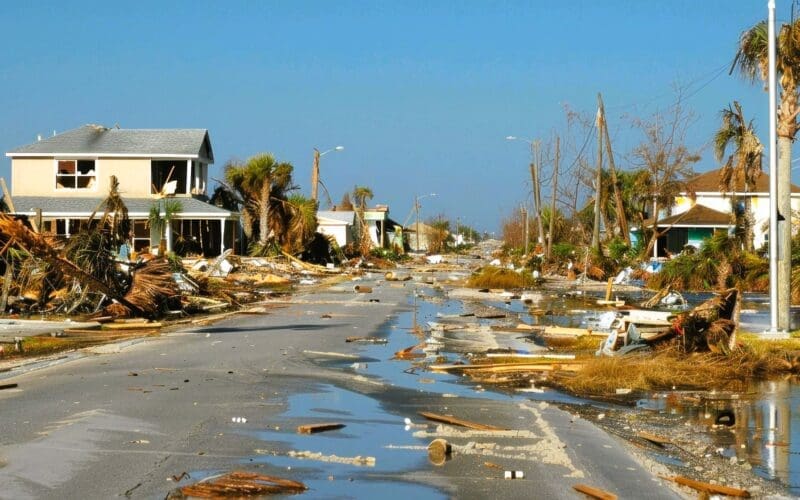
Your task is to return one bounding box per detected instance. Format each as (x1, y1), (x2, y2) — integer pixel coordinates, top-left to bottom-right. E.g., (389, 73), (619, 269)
(0, 1), (790, 233)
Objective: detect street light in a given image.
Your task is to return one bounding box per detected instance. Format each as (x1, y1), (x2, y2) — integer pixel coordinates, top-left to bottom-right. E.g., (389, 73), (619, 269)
(506, 135), (544, 248)
(311, 145), (344, 203)
(414, 193), (436, 252)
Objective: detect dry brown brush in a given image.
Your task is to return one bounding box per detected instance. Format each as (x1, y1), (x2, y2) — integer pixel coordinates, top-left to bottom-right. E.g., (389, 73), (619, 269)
(553, 346), (800, 396)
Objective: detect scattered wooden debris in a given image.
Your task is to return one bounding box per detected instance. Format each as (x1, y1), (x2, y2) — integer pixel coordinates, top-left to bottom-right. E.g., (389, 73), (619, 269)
(345, 336), (388, 344)
(102, 322), (162, 330)
(418, 411), (508, 431)
(353, 285), (373, 293)
(659, 475), (750, 498)
(636, 431), (672, 446)
(0, 383), (18, 391)
(297, 423), (346, 434)
(177, 471), (307, 498)
(394, 344), (425, 360)
(429, 361), (584, 374)
(427, 438), (452, 465)
(572, 483), (618, 500)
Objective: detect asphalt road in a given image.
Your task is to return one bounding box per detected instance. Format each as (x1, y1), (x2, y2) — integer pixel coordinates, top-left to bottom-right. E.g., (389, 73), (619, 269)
(0, 272), (681, 499)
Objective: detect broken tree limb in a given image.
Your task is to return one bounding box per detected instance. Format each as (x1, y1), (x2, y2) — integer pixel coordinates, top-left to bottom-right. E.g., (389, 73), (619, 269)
(659, 475), (750, 498)
(281, 251), (330, 273)
(573, 483), (618, 500)
(297, 423), (346, 434)
(418, 411), (508, 431)
(0, 215), (146, 317)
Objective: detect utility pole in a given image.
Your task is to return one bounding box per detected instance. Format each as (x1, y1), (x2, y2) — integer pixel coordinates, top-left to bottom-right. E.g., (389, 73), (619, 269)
(547, 135), (560, 260)
(521, 205), (529, 253)
(529, 141), (545, 247)
(598, 93), (630, 245)
(591, 105), (603, 252)
(414, 195), (420, 253)
(311, 148), (321, 202)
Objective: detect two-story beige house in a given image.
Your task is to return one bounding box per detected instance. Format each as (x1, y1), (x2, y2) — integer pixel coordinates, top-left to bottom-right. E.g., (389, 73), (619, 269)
(644, 168), (800, 256)
(5, 124), (238, 256)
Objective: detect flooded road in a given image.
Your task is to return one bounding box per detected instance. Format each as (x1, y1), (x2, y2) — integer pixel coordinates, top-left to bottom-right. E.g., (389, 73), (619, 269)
(0, 267), (793, 498)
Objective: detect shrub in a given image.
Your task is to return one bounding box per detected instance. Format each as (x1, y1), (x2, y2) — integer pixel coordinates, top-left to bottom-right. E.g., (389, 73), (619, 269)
(466, 266), (534, 289)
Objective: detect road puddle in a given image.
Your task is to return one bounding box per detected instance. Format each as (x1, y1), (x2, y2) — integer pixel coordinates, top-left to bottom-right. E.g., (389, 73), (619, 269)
(639, 379), (800, 493)
(248, 384), (445, 499)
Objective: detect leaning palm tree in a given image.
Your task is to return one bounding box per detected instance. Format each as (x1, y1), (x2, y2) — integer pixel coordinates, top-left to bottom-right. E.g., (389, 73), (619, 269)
(225, 153), (294, 247)
(714, 101), (763, 252)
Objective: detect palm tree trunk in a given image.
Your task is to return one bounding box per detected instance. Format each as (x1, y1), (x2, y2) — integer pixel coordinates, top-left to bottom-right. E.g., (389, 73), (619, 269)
(743, 195), (754, 253)
(259, 183), (270, 245)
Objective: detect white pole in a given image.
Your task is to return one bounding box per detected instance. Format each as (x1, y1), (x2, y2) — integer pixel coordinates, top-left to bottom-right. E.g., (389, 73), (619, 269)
(767, 0), (784, 336)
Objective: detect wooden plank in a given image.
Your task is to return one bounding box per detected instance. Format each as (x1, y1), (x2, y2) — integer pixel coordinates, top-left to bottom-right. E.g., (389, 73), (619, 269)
(0, 383), (18, 391)
(429, 361), (584, 373)
(297, 423), (346, 434)
(102, 322), (162, 330)
(543, 326), (607, 337)
(573, 483), (618, 500)
(637, 431), (672, 446)
(418, 411), (508, 431)
(660, 475), (750, 498)
(461, 363), (584, 374)
(486, 353), (576, 360)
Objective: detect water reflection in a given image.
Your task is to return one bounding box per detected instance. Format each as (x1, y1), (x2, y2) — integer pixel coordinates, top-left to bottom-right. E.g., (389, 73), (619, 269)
(642, 379), (799, 491)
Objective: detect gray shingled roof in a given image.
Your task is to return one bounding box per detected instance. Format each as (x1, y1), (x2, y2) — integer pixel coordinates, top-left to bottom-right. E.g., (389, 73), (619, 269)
(10, 196), (235, 218)
(7, 125), (213, 161)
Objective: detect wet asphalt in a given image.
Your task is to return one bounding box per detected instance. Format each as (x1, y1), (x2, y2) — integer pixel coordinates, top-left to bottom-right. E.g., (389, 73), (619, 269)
(0, 271), (681, 499)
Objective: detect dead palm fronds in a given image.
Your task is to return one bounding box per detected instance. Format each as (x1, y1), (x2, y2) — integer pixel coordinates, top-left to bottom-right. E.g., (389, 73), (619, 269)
(0, 214), (144, 316)
(110, 258), (180, 317)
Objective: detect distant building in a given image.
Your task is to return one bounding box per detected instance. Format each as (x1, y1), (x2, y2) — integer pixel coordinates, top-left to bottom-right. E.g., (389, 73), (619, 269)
(5, 124), (238, 256)
(316, 205), (400, 250)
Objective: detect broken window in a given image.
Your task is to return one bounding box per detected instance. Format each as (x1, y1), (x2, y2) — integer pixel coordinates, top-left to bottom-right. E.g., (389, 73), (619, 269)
(56, 159), (96, 189)
(54, 219), (82, 238)
(151, 160), (187, 195)
(132, 220), (150, 252)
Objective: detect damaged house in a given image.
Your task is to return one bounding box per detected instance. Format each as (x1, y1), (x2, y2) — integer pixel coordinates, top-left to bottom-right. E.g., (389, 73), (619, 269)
(640, 168), (800, 257)
(5, 125), (239, 256)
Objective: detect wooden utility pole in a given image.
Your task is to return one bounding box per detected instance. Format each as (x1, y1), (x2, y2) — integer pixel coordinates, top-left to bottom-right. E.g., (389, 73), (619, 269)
(310, 148), (321, 202)
(529, 142), (545, 247)
(521, 205), (529, 252)
(597, 93), (630, 245)
(547, 135), (560, 259)
(591, 105), (603, 252)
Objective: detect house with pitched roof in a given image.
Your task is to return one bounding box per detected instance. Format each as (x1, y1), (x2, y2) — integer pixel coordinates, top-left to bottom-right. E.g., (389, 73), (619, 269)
(5, 124), (239, 256)
(644, 168), (800, 256)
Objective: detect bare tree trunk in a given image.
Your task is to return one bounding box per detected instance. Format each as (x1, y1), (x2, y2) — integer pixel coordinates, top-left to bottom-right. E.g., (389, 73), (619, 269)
(547, 136), (560, 259)
(644, 200), (660, 258)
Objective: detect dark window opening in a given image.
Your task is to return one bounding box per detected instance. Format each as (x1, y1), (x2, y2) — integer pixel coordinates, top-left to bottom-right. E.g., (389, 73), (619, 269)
(151, 160), (187, 195)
